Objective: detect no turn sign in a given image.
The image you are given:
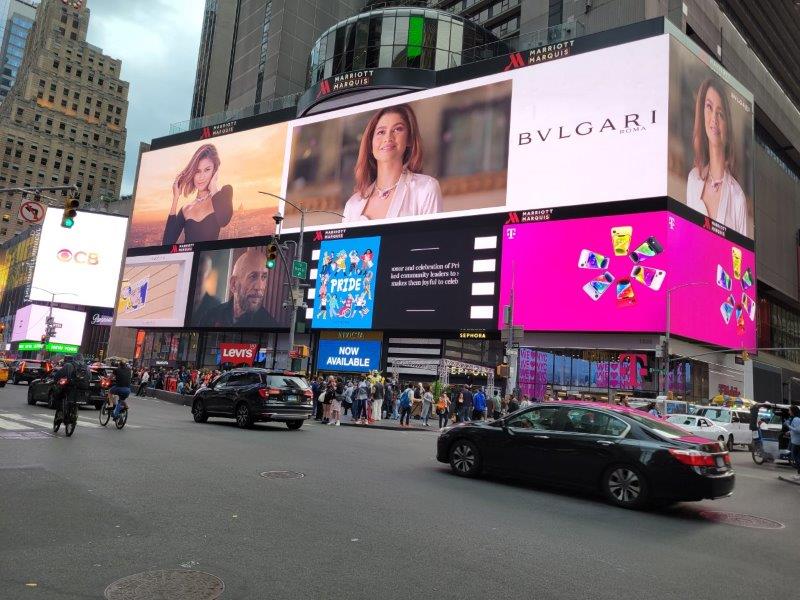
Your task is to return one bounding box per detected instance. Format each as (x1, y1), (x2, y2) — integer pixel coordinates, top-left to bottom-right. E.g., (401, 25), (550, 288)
(19, 200), (45, 224)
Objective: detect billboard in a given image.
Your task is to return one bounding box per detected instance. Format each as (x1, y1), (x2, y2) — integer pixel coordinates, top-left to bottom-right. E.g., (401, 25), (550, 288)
(29, 209), (128, 308)
(129, 122), (288, 248)
(189, 244), (289, 328)
(115, 253), (193, 328)
(11, 304), (85, 346)
(307, 216), (501, 331)
(316, 337), (382, 373)
(499, 209), (756, 350)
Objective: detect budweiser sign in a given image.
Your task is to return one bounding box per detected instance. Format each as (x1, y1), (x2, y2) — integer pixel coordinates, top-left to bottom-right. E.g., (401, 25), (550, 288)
(219, 343), (258, 366)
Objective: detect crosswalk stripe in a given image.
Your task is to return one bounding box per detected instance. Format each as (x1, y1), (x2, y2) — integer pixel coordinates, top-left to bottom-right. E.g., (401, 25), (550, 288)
(34, 412), (101, 428)
(1, 413), (55, 429)
(0, 416), (34, 430)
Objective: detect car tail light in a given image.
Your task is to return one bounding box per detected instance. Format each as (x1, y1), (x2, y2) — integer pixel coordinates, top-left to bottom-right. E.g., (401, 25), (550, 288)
(100, 377), (112, 388)
(303, 389), (312, 398)
(19, 362), (25, 373)
(258, 387), (282, 399)
(668, 448), (718, 467)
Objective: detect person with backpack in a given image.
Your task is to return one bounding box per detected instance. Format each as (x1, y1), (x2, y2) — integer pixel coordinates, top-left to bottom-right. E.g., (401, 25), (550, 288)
(52, 357), (87, 427)
(398, 383), (413, 427)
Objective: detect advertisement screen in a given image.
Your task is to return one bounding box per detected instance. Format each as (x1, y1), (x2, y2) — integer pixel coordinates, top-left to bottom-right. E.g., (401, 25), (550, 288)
(189, 244), (289, 328)
(499, 209), (756, 349)
(316, 338), (382, 373)
(129, 122), (288, 248)
(115, 253), (193, 328)
(308, 216), (500, 330)
(11, 304), (86, 345)
(29, 209), (128, 308)
(667, 37), (754, 238)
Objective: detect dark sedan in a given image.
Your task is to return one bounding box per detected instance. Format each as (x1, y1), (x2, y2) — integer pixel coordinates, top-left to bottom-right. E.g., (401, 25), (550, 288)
(10, 360), (53, 385)
(192, 369), (313, 430)
(436, 402), (734, 509)
(26, 365), (115, 410)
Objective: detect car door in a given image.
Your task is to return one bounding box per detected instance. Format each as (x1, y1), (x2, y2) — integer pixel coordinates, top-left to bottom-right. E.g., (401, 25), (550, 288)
(204, 373), (230, 414)
(732, 410), (751, 444)
(496, 406), (563, 480)
(544, 407), (631, 489)
(220, 372), (249, 416)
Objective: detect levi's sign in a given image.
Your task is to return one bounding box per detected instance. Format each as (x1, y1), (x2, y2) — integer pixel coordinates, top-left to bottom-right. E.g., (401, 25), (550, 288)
(316, 339), (382, 373)
(219, 343), (258, 365)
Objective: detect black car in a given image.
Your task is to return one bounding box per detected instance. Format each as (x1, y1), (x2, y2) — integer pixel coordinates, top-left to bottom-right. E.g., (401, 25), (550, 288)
(26, 364), (115, 410)
(192, 369), (313, 430)
(10, 360), (53, 385)
(436, 402), (735, 509)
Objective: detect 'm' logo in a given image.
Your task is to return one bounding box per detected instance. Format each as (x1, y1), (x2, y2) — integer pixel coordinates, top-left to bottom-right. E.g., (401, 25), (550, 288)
(313, 231), (324, 242)
(703, 217), (712, 230)
(503, 52), (526, 71)
(506, 228), (517, 240)
(200, 127), (212, 139)
(505, 212), (520, 225)
(316, 80), (331, 99)
(169, 244), (179, 253)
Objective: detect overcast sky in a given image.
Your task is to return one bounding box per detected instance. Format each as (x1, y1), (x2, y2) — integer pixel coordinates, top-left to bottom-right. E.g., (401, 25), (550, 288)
(85, 0), (204, 195)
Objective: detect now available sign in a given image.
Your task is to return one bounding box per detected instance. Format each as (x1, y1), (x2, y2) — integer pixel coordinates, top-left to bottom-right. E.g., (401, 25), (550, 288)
(219, 343), (258, 366)
(316, 338), (382, 373)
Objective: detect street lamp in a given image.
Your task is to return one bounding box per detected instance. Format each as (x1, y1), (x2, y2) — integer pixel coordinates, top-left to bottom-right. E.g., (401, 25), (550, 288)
(258, 192), (344, 365)
(662, 282), (712, 395)
(29, 287), (78, 358)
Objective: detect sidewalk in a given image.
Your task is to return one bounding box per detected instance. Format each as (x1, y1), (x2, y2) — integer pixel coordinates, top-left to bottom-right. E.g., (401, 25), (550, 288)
(309, 414), (447, 432)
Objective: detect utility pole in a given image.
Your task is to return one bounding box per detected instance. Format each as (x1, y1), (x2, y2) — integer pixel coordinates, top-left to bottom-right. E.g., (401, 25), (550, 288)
(29, 287), (77, 359)
(504, 265), (519, 398)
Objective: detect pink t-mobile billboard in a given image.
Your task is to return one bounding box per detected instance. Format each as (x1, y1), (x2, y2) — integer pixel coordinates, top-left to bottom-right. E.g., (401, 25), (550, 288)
(499, 211), (755, 350)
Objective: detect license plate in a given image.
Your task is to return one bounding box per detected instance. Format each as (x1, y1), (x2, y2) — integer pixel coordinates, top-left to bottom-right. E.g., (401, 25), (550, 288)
(287, 395), (297, 403)
(715, 456), (724, 468)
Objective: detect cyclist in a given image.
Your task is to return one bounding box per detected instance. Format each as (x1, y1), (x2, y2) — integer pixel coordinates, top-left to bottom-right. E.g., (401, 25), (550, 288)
(52, 356), (78, 426)
(109, 360), (132, 423)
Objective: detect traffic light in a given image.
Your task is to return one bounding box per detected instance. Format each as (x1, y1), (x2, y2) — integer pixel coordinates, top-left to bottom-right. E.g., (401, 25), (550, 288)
(62, 194), (79, 228)
(266, 240), (279, 269)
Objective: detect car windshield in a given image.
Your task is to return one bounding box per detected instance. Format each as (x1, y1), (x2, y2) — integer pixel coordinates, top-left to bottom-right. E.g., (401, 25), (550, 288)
(268, 375), (309, 390)
(696, 408), (731, 423)
(625, 412), (692, 439)
(666, 415), (697, 426)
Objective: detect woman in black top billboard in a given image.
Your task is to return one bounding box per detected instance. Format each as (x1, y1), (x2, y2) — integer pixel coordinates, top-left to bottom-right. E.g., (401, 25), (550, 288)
(162, 144), (233, 245)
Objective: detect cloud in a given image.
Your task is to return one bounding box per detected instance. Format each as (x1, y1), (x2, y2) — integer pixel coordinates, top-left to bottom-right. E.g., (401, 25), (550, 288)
(86, 0), (204, 194)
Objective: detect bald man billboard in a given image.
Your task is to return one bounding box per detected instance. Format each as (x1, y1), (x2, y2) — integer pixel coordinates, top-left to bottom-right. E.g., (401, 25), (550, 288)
(190, 246), (287, 328)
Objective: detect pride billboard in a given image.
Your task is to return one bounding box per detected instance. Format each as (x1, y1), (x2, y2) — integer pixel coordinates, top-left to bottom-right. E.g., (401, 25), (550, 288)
(498, 209), (756, 350)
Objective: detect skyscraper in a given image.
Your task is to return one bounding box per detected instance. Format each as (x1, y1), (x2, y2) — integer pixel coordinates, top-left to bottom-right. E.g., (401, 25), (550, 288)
(0, 0), (37, 102)
(0, 0), (128, 241)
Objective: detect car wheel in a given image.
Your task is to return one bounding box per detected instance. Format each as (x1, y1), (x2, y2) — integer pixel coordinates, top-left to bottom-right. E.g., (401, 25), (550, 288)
(286, 420), (303, 430)
(602, 465), (649, 509)
(449, 439), (481, 477)
(727, 435), (734, 452)
(193, 399), (209, 423)
(0, 382), (5, 387)
(235, 402), (253, 429)
(47, 391), (56, 410)
(27, 388), (36, 405)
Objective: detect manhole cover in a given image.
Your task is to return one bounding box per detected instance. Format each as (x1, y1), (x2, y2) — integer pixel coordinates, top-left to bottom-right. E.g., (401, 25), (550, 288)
(260, 470), (305, 479)
(699, 511), (785, 529)
(104, 569), (224, 599)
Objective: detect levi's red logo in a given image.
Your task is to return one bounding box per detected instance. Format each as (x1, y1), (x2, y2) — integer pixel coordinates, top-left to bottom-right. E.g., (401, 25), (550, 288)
(220, 343), (258, 365)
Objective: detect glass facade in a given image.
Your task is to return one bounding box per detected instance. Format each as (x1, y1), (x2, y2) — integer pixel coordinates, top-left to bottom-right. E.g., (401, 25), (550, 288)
(0, 11), (34, 100)
(307, 7), (503, 87)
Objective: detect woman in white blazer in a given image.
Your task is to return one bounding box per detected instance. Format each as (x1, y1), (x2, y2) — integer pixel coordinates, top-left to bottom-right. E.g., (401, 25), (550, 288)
(342, 104), (442, 223)
(685, 77), (747, 235)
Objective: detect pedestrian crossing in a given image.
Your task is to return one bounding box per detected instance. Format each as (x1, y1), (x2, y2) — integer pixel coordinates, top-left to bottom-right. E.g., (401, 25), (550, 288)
(0, 410), (140, 436)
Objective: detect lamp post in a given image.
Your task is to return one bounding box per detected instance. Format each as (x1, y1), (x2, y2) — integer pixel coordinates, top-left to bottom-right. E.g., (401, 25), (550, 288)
(29, 287), (78, 358)
(258, 192), (343, 365)
(662, 282), (713, 395)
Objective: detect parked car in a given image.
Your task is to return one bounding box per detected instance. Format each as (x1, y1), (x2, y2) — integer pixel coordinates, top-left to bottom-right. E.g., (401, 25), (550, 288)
(0, 360), (9, 387)
(10, 359), (53, 385)
(26, 364), (116, 410)
(666, 414), (729, 445)
(693, 407), (751, 450)
(436, 402), (734, 509)
(191, 369), (313, 430)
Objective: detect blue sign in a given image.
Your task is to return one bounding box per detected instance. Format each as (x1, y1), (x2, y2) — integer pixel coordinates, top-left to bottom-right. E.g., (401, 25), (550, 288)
(312, 236), (381, 329)
(316, 339), (382, 373)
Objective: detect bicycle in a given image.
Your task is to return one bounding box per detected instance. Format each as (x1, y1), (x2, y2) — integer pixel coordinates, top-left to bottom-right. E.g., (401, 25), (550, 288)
(99, 392), (128, 429)
(52, 381), (77, 437)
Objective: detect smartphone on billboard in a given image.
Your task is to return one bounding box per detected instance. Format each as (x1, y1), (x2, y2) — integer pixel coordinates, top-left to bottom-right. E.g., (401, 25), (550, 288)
(741, 267), (753, 291)
(630, 265), (666, 291)
(716, 265), (732, 291)
(616, 279), (636, 306)
(741, 293), (756, 321)
(629, 237), (663, 263)
(736, 305), (745, 335)
(582, 272), (615, 301)
(611, 226), (633, 256)
(731, 248), (742, 280)
(578, 249), (610, 270)
(720, 300), (734, 324)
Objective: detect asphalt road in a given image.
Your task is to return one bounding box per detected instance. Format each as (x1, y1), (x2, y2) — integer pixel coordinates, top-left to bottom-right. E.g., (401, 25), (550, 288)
(0, 383), (797, 600)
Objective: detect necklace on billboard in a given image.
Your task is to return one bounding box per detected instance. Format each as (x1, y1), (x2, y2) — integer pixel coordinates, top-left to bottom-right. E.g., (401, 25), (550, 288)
(374, 170), (405, 200)
(706, 168), (724, 192)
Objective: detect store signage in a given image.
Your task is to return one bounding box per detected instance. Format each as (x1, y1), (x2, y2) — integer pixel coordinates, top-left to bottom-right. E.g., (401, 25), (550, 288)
(91, 312), (114, 326)
(316, 338), (382, 373)
(18, 341), (43, 351)
(219, 343), (258, 366)
(17, 341), (78, 353)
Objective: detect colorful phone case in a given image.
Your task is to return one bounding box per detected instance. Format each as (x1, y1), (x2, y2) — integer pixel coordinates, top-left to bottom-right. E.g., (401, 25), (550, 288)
(630, 265), (666, 291)
(616, 279), (636, 306)
(716, 265), (732, 291)
(731, 248), (742, 280)
(611, 226), (633, 256)
(741, 268), (753, 290)
(578, 249), (610, 270)
(629, 237), (664, 263)
(742, 293), (756, 321)
(582, 272), (615, 301)
(720, 301), (734, 324)
(735, 305), (745, 335)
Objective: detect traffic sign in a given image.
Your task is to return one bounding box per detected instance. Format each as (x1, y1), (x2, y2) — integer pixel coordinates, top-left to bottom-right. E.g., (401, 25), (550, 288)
(292, 260), (308, 279)
(19, 200), (45, 224)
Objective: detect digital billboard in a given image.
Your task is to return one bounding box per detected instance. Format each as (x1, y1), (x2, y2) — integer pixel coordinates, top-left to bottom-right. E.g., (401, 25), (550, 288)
(11, 304), (86, 346)
(115, 253), (193, 328)
(307, 216), (501, 330)
(316, 336), (382, 373)
(129, 122), (288, 249)
(189, 244), (290, 328)
(29, 209), (128, 308)
(499, 209), (756, 350)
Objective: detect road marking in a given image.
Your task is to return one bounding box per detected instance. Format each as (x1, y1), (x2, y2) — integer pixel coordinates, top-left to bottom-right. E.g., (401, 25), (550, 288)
(0, 416), (34, 430)
(34, 412), (101, 428)
(1, 413), (54, 428)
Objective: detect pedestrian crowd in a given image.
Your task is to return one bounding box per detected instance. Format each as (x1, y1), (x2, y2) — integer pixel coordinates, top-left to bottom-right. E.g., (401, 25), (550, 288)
(131, 366), (220, 397)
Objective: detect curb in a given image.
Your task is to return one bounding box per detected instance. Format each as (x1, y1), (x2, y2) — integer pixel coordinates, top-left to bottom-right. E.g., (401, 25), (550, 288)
(311, 420), (439, 432)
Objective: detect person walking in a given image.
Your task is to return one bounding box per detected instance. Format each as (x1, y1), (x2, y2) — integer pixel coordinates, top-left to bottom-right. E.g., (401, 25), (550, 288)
(472, 387), (487, 421)
(136, 369), (150, 396)
(490, 389), (502, 420)
(436, 390), (450, 430)
(398, 383), (413, 427)
(461, 385), (474, 422)
(420, 383), (434, 427)
(322, 376), (335, 424)
(356, 377), (370, 425)
(455, 391), (465, 422)
(372, 376), (384, 422)
(784, 404), (800, 483)
(328, 378), (344, 426)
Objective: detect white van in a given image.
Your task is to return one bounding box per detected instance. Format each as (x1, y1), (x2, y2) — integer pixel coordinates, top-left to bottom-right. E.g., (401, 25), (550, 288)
(694, 407), (751, 450)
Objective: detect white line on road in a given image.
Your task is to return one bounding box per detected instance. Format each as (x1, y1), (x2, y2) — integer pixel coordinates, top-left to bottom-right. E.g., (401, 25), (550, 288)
(0, 416), (34, 430)
(1, 413), (56, 429)
(34, 412), (101, 428)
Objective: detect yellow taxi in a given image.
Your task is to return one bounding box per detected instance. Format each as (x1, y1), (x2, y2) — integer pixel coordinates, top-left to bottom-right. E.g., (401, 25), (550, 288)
(0, 359), (9, 387)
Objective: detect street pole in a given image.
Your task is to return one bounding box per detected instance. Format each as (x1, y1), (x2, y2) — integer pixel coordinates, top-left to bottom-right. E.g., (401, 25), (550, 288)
(505, 263), (518, 398)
